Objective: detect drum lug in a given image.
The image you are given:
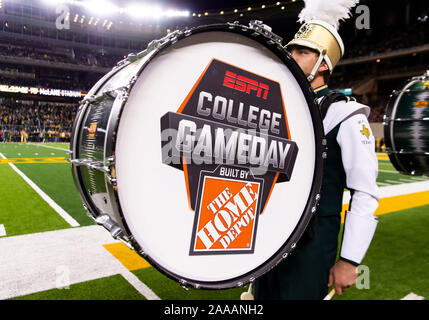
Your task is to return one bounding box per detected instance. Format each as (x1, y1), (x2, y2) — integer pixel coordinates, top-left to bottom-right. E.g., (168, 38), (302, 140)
(107, 176), (117, 186)
(118, 238), (135, 250)
(69, 158), (109, 173)
(179, 279), (189, 291)
(126, 52), (139, 63)
(249, 20), (283, 45)
(95, 214), (123, 239)
(82, 95), (99, 105)
(227, 21), (240, 29)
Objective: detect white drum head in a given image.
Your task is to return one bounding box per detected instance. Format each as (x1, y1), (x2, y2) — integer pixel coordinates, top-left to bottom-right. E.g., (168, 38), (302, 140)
(115, 29), (320, 287)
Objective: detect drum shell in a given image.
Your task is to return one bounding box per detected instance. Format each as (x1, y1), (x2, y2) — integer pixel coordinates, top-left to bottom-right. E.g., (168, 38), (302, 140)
(384, 76), (429, 176)
(70, 23), (326, 289)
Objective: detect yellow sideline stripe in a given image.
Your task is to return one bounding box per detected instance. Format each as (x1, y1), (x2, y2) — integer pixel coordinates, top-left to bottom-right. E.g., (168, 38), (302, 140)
(0, 157), (68, 164)
(341, 190), (429, 223)
(376, 153), (389, 160)
(105, 191), (429, 269)
(103, 242), (151, 271)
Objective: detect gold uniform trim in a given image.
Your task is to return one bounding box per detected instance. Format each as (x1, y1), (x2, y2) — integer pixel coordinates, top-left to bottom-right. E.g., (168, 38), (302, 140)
(288, 24), (342, 70)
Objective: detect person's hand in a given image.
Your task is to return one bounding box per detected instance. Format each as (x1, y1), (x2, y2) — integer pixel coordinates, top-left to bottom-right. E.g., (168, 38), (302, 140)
(328, 260), (358, 295)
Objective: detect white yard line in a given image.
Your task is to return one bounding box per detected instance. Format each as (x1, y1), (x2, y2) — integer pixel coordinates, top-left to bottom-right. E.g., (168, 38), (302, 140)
(410, 177), (428, 181)
(399, 178), (418, 183)
(385, 180), (403, 184)
(401, 292), (424, 300)
(119, 269), (161, 300)
(0, 152), (79, 227)
(378, 169), (399, 174)
(28, 143), (69, 152)
(0, 225), (160, 300)
(377, 182), (390, 186)
(0, 224), (6, 237)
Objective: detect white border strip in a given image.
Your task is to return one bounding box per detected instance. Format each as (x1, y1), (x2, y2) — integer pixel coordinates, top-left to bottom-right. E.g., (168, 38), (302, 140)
(0, 152), (79, 227)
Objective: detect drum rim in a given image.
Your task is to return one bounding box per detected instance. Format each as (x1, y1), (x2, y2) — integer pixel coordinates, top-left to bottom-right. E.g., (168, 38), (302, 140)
(70, 60), (132, 222)
(72, 22), (326, 290)
(384, 75), (429, 175)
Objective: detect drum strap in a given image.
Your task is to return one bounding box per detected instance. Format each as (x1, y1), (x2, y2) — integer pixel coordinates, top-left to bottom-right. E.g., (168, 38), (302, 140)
(319, 91), (353, 120)
(299, 91), (354, 245)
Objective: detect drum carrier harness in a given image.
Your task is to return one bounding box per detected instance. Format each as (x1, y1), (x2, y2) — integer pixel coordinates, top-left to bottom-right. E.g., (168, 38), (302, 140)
(300, 90), (353, 243)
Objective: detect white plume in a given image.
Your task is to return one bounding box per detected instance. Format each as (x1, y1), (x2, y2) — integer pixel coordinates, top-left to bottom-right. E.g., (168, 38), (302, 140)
(298, 0), (360, 30)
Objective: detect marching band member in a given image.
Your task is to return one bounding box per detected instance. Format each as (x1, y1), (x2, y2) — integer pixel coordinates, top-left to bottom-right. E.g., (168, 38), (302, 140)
(255, 0), (379, 299)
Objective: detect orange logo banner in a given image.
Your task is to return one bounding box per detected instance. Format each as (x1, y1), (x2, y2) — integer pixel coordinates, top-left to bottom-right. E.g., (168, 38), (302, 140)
(190, 167), (263, 255)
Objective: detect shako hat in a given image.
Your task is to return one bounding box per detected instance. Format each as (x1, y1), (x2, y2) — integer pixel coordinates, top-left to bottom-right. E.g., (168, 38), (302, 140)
(286, 0), (359, 82)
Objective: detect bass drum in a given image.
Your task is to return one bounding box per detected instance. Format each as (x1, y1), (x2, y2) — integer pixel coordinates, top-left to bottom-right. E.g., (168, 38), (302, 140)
(70, 22), (325, 290)
(384, 70), (429, 176)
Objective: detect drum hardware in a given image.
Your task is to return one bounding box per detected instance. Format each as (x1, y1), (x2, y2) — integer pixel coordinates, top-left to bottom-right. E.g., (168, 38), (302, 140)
(100, 87), (130, 102)
(392, 90), (428, 94)
(387, 150), (429, 156)
(70, 21), (325, 289)
(385, 117), (429, 122)
(69, 158), (109, 172)
(126, 52), (138, 63)
(249, 20), (283, 45)
(179, 279), (189, 291)
(95, 214), (123, 239)
(79, 98), (91, 105)
(384, 70), (429, 176)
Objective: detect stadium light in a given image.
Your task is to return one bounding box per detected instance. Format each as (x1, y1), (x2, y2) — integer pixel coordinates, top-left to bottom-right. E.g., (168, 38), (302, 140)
(120, 3), (189, 19)
(40, 0), (189, 20)
(84, 0), (118, 16)
(125, 4), (163, 19)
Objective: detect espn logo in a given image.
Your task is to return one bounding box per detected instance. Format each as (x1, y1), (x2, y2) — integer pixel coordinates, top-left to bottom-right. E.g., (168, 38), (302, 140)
(223, 71), (269, 99)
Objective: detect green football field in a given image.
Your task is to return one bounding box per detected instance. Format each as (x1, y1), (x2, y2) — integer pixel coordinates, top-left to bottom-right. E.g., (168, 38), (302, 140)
(0, 142), (428, 300)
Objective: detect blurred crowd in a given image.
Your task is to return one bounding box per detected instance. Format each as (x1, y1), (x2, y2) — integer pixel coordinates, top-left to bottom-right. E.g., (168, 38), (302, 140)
(0, 41), (123, 69)
(0, 101), (75, 142)
(342, 21), (428, 59)
(0, 72), (93, 91)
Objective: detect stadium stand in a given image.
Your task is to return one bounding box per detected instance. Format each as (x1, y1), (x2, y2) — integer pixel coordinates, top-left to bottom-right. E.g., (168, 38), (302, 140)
(0, 0), (426, 146)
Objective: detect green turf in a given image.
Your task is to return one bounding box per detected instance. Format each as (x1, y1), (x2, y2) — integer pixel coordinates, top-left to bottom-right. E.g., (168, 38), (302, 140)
(14, 163), (93, 226)
(10, 274), (145, 300)
(0, 143), (68, 158)
(334, 204), (429, 300)
(0, 143), (93, 228)
(2, 143), (428, 300)
(0, 164), (71, 236)
(133, 267), (247, 300)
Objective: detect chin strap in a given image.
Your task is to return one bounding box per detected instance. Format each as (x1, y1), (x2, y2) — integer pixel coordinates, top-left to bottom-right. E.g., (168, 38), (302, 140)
(307, 52), (326, 82)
